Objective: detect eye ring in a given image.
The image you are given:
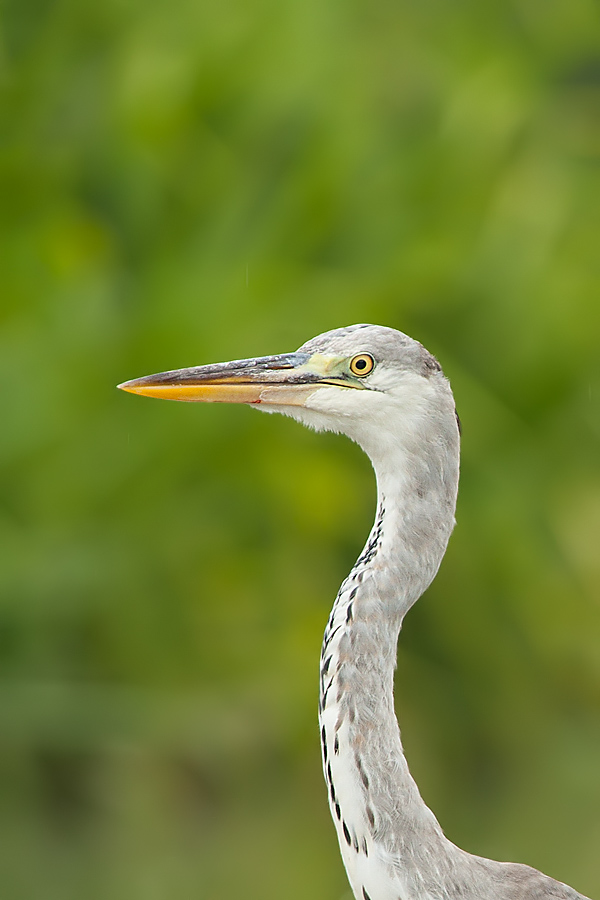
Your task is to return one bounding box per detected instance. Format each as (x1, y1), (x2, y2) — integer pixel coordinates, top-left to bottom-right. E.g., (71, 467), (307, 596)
(349, 353), (375, 377)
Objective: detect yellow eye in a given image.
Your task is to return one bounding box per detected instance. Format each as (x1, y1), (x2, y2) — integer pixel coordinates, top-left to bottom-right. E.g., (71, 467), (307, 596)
(349, 353), (375, 377)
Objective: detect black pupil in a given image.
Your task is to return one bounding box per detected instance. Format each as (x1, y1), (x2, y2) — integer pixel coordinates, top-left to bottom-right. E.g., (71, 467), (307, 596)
(355, 358), (367, 370)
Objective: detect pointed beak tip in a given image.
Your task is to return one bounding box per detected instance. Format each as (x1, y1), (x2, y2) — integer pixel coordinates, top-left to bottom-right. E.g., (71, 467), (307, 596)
(117, 378), (153, 397)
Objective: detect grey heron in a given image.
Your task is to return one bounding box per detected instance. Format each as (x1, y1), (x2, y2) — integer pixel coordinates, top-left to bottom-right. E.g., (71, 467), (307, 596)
(119, 324), (592, 900)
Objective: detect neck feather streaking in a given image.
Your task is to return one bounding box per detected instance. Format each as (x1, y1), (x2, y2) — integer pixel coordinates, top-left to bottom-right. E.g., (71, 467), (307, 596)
(318, 432), (459, 900)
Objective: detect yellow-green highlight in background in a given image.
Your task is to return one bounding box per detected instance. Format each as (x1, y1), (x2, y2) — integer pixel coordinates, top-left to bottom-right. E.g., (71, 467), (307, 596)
(0, 0), (599, 898)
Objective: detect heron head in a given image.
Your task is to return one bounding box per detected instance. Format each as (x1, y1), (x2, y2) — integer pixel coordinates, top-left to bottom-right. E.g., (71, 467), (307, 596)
(118, 324), (457, 460)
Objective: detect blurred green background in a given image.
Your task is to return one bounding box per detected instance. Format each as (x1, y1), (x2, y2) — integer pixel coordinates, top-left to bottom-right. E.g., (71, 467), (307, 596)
(1, 0), (600, 897)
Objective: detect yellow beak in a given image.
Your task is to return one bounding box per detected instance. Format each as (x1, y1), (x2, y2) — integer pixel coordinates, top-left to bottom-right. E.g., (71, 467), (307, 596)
(118, 352), (360, 407)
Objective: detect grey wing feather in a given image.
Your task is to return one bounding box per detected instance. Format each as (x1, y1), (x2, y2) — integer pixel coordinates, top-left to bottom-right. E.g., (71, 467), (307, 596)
(486, 861), (593, 900)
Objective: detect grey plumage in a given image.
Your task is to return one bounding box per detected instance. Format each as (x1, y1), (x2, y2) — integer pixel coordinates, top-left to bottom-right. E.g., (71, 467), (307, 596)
(119, 324), (593, 900)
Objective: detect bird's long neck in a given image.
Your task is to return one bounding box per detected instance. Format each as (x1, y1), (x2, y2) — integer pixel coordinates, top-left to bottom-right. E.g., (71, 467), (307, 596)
(319, 425), (460, 900)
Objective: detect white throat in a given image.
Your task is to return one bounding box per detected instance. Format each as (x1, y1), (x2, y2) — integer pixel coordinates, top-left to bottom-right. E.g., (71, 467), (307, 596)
(315, 383), (460, 900)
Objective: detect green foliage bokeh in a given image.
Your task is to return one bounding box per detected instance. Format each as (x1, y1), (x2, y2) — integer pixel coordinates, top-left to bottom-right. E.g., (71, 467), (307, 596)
(1, 0), (599, 897)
